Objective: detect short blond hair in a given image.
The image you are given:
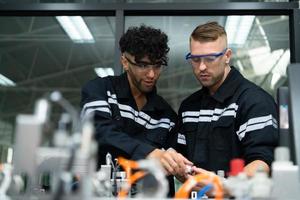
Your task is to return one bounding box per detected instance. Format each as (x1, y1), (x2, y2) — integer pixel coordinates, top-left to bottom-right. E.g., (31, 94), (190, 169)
(191, 21), (227, 42)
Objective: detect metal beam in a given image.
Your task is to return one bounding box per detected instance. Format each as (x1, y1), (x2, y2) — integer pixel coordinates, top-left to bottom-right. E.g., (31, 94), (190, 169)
(0, 86), (80, 92)
(64, 43), (74, 71)
(0, 2), (298, 16)
(114, 9), (124, 75)
(0, 35), (114, 42)
(41, 44), (65, 70)
(290, 8), (300, 63)
(0, 43), (37, 54)
(16, 60), (112, 85)
(2, 52), (27, 80)
(27, 47), (39, 80)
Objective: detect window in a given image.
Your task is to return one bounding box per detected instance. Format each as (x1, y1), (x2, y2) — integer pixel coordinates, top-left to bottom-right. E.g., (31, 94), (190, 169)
(125, 15), (290, 110)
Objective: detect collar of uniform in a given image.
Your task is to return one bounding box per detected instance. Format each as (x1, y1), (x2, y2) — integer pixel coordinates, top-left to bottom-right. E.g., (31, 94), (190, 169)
(143, 90), (166, 111)
(116, 72), (164, 111)
(211, 66), (243, 103)
(115, 72), (132, 99)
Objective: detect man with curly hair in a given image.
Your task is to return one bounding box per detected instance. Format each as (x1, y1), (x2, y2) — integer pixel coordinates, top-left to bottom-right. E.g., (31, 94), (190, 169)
(80, 25), (192, 196)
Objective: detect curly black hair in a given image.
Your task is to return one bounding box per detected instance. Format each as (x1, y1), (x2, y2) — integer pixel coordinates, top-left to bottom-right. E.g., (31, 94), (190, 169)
(119, 25), (170, 65)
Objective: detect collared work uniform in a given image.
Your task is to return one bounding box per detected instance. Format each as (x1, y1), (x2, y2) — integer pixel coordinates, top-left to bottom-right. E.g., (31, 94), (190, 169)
(80, 72), (177, 195)
(177, 67), (279, 173)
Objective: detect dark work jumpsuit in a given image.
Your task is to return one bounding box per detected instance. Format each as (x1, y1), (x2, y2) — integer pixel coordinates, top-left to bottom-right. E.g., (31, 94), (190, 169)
(177, 66), (279, 173)
(80, 72), (177, 196)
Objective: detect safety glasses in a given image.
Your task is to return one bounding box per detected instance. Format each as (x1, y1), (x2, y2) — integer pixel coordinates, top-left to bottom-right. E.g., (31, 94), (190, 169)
(124, 55), (166, 70)
(185, 48), (227, 66)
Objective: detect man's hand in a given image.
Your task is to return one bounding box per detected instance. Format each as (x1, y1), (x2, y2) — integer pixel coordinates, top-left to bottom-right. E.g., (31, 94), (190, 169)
(147, 148), (193, 176)
(244, 160), (269, 177)
(187, 166), (217, 197)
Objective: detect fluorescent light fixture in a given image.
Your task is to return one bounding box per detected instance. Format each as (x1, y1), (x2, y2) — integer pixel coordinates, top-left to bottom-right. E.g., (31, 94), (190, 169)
(0, 73), (16, 86)
(94, 67), (114, 78)
(56, 16), (95, 43)
(225, 16), (255, 46)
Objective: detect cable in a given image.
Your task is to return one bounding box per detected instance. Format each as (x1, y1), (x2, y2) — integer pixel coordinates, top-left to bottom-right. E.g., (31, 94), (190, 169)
(197, 184), (213, 199)
(117, 157), (146, 199)
(174, 172), (223, 200)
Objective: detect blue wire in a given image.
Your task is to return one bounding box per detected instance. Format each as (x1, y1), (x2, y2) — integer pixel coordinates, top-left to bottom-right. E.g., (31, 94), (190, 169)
(197, 184), (213, 199)
(71, 181), (79, 187)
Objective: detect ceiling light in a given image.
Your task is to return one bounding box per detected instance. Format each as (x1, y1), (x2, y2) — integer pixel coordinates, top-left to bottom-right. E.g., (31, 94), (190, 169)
(225, 16), (255, 46)
(94, 68), (114, 78)
(0, 74), (16, 86)
(56, 16), (95, 43)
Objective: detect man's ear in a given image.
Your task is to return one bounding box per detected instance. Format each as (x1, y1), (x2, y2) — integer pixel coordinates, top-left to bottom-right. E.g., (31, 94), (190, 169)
(121, 55), (129, 71)
(225, 48), (232, 64)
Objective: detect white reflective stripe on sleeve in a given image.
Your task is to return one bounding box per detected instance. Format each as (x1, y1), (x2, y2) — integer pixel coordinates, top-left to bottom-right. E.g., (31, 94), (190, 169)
(85, 107), (111, 116)
(177, 133), (186, 145)
(237, 114), (278, 141)
(81, 107), (112, 120)
(82, 100), (110, 111)
(146, 123), (172, 129)
(81, 100), (111, 119)
(237, 114), (276, 135)
(119, 102), (174, 129)
(106, 91), (175, 130)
